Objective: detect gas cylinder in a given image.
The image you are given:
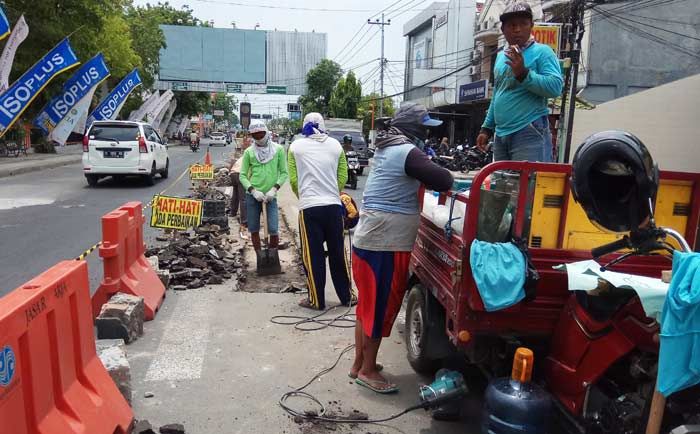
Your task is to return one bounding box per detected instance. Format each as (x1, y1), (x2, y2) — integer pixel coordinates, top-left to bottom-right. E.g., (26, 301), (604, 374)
(482, 347), (552, 434)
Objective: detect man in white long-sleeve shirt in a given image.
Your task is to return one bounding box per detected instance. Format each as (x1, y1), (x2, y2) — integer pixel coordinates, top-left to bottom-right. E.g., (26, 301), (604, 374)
(288, 113), (353, 310)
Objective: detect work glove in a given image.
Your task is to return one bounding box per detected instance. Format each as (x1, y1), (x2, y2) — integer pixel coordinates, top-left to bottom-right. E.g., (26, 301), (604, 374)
(251, 189), (265, 202)
(264, 186), (278, 203)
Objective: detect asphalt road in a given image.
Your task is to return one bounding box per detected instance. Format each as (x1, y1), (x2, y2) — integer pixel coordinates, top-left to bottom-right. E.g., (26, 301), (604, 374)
(0, 142), (234, 297)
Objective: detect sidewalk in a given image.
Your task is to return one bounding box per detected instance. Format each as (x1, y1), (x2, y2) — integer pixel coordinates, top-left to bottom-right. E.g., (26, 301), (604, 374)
(0, 145), (83, 178)
(126, 189), (479, 434)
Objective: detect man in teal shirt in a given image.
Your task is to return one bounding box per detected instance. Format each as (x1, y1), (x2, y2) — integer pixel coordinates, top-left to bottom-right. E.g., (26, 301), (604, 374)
(476, 2), (563, 162)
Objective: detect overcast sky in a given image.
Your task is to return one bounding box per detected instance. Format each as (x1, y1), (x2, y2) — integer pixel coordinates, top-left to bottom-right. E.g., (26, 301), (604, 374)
(133, 0), (430, 114)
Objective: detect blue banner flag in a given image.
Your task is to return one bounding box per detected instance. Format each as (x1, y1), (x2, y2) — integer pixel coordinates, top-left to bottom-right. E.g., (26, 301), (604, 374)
(0, 38), (79, 136)
(87, 68), (142, 126)
(34, 53), (110, 135)
(0, 7), (10, 41)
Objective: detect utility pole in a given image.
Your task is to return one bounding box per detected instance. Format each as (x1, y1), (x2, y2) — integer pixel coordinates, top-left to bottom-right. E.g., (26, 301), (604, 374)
(558, 0), (586, 163)
(368, 13), (391, 118)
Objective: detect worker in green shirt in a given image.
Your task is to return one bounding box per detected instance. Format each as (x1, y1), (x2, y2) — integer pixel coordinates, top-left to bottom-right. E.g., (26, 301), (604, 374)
(239, 122), (288, 253)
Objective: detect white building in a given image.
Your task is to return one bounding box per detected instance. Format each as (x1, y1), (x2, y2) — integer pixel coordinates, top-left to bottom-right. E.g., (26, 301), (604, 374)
(402, 0), (477, 143)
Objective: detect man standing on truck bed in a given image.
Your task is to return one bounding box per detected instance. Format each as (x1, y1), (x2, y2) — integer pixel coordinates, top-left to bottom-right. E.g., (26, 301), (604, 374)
(476, 2), (563, 162)
(350, 103), (453, 394)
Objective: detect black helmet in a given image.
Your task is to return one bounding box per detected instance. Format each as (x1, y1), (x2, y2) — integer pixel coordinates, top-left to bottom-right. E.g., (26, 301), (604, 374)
(342, 134), (353, 144)
(571, 131), (659, 233)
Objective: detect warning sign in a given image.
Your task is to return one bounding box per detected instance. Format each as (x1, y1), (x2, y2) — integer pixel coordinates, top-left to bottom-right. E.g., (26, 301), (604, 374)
(533, 23), (562, 55)
(189, 164), (214, 180)
(150, 195), (203, 230)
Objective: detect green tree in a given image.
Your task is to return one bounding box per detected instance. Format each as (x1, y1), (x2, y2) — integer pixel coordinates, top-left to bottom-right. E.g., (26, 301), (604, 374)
(329, 71), (362, 118)
(357, 93), (395, 138)
(299, 59), (342, 116)
(3, 0), (130, 119)
(208, 93), (238, 128)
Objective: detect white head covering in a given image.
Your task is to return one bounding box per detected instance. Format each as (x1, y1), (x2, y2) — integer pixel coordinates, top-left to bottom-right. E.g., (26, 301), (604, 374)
(302, 112), (328, 142)
(249, 121), (275, 164)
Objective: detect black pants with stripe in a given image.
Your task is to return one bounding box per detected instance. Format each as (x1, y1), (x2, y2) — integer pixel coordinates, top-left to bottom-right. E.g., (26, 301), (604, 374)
(299, 204), (352, 309)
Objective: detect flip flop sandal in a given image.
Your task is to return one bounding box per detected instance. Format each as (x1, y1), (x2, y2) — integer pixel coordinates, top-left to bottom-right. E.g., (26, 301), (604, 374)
(355, 377), (398, 394)
(348, 364), (384, 379)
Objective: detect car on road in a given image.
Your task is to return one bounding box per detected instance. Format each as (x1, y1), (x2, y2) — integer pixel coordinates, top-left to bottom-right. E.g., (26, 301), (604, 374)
(82, 120), (169, 187)
(208, 131), (227, 146)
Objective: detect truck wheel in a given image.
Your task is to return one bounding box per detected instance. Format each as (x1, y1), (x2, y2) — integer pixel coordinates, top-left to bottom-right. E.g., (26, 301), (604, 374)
(406, 284), (441, 374)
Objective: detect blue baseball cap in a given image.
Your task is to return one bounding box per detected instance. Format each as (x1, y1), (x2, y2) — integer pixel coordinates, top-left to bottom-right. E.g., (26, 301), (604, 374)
(394, 102), (443, 128)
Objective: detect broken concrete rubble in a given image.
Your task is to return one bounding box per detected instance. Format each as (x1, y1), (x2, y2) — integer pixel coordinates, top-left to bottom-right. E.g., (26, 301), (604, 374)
(96, 293), (144, 343)
(159, 423), (186, 434)
(96, 339), (131, 405)
(146, 223), (244, 291)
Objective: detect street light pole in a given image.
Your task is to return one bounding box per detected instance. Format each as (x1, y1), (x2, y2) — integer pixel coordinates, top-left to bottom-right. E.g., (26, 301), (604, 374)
(368, 13), (391, 118)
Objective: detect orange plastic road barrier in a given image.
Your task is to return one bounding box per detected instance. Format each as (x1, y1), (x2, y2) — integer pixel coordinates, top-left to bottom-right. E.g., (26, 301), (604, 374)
(204, 148), (212, 166)
(92, 201), (165, 320)
(0, 260), (133, 434)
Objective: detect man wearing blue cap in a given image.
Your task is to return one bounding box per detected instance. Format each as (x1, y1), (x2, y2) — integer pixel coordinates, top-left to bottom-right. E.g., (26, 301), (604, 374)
(350, 103), (453, 393)
(476, 2), (563, 162)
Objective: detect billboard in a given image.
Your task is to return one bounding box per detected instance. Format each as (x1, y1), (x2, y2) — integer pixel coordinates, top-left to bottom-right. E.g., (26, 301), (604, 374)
(158, 25), (266, 83)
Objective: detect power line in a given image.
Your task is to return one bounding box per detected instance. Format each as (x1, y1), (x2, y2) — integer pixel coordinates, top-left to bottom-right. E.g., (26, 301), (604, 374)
(592, 5), (700, 60)
(594, 6), (700, 41)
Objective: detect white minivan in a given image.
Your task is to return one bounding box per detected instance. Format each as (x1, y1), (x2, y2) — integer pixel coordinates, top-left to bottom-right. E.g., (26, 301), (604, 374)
(82, 121), (169, 187)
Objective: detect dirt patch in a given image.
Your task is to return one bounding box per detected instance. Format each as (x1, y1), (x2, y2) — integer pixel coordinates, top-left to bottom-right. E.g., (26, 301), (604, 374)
(233, 214), (307, 294)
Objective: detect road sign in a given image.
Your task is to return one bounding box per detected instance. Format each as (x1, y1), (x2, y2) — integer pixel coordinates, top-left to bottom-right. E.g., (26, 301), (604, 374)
(226, 83), (242, 93)
(172, 81), (188, 91)
(204, 114), (213, 120)
(266, 86), (286, 94)
(287, 103), (300, 112)
(240, 102), (251, 129)
(213, 110), (225, 117)
(289, 111), (302, 121)
(250, 113), (261, 119)
(262, 114), (272, 120)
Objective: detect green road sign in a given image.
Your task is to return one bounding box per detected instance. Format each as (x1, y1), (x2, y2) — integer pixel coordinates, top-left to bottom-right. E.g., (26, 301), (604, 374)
(266, 86), (286, 94)
(226, 83), (242, 93)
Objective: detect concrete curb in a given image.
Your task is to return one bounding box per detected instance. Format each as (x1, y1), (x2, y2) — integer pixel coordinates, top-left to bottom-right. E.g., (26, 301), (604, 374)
(0, 154), (82, 179)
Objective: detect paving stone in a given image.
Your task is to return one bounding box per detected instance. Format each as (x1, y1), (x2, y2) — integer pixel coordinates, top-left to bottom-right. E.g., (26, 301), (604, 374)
(96, 339), (131, 405)
(95, 293), (144, 343)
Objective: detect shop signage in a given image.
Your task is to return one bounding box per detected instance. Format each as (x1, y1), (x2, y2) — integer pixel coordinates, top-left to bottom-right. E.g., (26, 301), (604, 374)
(459, 79), (489, 103)
(533, 23), (562, 55)
(435, 12), (448, 29)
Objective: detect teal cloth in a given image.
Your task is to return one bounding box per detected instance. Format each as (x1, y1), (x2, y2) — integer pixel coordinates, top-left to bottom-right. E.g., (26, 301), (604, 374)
(470, 240), (526, 311)
(482, 42), (563, 137)
(658, 251), (700, 397)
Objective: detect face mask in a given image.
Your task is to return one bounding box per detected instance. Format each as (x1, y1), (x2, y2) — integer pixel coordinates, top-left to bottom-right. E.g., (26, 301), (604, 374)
(253, 133), (268, 146)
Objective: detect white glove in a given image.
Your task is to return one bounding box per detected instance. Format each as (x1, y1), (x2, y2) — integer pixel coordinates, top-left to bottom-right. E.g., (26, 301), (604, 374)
(251, 189), (265, 202)
(264, 187), (278, 203)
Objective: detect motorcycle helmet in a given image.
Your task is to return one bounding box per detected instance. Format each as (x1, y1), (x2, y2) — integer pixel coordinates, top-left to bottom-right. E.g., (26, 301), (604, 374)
(571, 131), (659, 233)
(342, 134), (353, 144)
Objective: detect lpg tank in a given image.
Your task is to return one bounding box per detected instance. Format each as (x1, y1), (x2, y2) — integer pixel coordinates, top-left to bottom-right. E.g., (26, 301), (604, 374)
(482, 348), (552, 434)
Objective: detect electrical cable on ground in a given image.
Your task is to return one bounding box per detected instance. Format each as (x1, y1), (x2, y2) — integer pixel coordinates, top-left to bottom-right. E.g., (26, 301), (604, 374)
(278, 345), (423, 424)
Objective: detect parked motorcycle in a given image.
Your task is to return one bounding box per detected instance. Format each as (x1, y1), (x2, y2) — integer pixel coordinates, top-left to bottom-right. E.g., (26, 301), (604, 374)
(345, 151), (360, 190)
